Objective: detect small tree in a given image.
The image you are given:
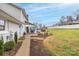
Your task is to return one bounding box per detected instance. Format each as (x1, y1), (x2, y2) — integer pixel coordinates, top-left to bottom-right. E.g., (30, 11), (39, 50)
(14, 32), (18, 44)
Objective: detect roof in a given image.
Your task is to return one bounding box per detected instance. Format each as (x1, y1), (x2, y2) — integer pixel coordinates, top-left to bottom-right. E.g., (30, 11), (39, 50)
(25, 21), (34, 25)
(0, 3), (31, 25)
(8, 3), (28, 21)
(0, 9), (23, 24)
(8, 3), (23, 10)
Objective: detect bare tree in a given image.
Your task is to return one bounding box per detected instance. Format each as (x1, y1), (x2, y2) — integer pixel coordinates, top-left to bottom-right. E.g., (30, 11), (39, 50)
(66, 16), (73, 25)
(73, 10), (79, 16)
(59, 16), (65, 25)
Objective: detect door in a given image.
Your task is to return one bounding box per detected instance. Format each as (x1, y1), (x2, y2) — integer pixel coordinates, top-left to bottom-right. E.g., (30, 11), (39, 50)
(26, 27), (29, 33)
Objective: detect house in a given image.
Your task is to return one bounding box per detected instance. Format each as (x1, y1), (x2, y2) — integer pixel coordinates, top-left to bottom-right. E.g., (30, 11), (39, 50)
(0, 3), (31, 43)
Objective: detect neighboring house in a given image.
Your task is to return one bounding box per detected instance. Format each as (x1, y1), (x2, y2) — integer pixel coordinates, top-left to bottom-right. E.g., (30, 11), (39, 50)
(72, 20), (79, 24)
(66, 19), (73, 25)
(66, 19), (79, 25)
(0, 3), (31, 43)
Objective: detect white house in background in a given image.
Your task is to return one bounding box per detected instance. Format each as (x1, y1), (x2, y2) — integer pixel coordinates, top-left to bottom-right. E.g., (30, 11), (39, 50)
(0, 3), (31, 43)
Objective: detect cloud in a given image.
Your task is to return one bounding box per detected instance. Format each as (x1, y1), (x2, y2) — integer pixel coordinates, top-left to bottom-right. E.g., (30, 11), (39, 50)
(29, 3), (75, 18)
(28, 7), (49, 12)
(24, 3), (74, 12)
(25, 6), (51, 12)
(30, 13), (52, 18)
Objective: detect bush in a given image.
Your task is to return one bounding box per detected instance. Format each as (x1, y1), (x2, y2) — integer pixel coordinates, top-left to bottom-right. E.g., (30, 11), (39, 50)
(19, 36), (24, 40)
(41, 29), (46, 32)
(0, 40), (4, 56)
(14, 32), (18, 44)
(23, 32), (26, 36)
(4, 41), (15, 51)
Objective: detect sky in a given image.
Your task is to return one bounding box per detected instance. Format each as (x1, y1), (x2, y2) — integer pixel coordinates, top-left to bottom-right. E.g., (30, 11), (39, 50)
(16, 3), (79, 26)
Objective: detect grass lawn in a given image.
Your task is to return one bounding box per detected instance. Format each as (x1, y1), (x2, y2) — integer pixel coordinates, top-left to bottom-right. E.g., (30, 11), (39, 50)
(43, 28), (79, 56)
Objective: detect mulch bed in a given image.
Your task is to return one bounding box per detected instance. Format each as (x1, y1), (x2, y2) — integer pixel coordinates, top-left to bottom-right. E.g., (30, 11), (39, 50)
(30, 39), (50, 56)
(4, 41), (23, 56)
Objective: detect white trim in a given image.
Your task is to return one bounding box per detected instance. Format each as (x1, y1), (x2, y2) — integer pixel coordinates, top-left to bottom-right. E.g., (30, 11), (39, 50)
(0, 31), (9, 35)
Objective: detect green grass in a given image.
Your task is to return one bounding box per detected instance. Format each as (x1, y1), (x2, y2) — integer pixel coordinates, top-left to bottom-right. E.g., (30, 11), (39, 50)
(44, 28), (79, 56)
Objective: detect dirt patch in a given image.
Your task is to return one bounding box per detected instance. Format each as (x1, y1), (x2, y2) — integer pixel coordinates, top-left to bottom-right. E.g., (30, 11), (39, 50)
(30, 39), (50, 56)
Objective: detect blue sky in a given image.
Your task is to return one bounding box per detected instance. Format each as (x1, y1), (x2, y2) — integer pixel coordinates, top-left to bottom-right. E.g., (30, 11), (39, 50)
(16, 3), (79, 26)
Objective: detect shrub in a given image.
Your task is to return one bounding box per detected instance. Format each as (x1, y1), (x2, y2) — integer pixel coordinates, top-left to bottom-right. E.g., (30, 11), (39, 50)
(19, 36), (24, 40)
(14, 32), (18, 44)
(23, 32), (26, 39)
(4, 41), (15, 51)
(41, 29), (46, 32)
(23, 32), (26, 36)
(0, 39), (4, 56)
(0, 36), (4, 56)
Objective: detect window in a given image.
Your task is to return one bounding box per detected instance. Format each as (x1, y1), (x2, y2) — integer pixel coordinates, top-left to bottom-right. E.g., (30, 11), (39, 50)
(0, 19), (5, 30)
